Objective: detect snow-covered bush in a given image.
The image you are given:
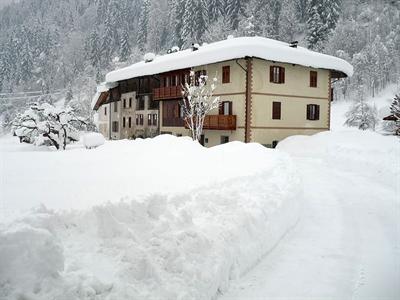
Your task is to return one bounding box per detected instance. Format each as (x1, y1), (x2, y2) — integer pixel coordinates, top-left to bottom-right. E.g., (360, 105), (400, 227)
(82, 132), (105, 149)
(344, 89), (378, 130)
(181, 71), (220, 141)
(12, 102), (90, 150)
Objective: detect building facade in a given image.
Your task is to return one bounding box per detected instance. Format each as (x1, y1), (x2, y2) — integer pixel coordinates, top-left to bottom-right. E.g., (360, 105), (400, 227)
(92, 37), (352, 146)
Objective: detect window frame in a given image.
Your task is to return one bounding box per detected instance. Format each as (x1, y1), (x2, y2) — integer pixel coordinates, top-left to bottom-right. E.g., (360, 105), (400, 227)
(222, 66), (230, 84)
(306, 104), (320, 121)
(270, 66), (285, 84)
(310, 71), (318, 88)
(272, 101), (281, 120)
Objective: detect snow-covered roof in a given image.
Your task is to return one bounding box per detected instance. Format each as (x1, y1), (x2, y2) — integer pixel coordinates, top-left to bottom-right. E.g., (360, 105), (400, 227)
(90, 81), (118, 110)
(106, 36), (353, 83)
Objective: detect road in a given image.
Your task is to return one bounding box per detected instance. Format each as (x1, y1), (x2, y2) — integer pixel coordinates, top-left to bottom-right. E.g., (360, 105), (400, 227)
(220, 155), (400, 300)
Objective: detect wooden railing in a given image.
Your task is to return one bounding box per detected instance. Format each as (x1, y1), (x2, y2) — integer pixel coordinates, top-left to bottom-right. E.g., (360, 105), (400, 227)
(184, 115), (237, 131)
(153, 86), (183, 100)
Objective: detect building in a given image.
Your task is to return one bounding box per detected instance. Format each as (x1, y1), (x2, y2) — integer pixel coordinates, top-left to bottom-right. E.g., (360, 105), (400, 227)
(92, 37), (353, 146)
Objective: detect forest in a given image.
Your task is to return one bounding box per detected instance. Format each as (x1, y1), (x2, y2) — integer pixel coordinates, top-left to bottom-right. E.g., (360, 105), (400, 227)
(0, 0), (399, 129)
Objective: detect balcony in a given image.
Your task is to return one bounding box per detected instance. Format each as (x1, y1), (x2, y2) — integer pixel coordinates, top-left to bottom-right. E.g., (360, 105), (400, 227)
(153, 86), (183, 100)
(184, 115), (237, 131)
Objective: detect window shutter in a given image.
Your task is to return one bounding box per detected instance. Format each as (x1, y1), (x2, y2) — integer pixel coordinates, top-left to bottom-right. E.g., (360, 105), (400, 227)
(219, 102), (224, 115)
(272, 102), (281, 119)
(306, 105), (311, 120)
(280, 67), (285, 83)
(316, 105), (320, 120)
(229, 101), (233, 115)
(270, 66), (274, 82)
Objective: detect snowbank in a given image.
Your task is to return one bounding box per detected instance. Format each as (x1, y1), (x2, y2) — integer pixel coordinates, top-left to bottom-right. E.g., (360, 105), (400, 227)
(0, 135), (301, 299)
(277, 130), (400, 191)
(82, 132), (105, 149)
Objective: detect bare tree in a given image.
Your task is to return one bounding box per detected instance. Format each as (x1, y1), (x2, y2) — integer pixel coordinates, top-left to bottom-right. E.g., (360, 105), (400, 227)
(181, 70), (220, 141)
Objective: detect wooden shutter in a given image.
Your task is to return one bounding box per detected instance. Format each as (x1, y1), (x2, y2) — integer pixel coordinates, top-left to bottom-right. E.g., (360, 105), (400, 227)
(315, 105), (320, 120)
(310, 71), (317, 87)
(280, 67), (285, 83)
(229, 101), (233, 115)
(270, 66), (274, 82)
(272, 102), (281, 119)
(306, 104), (311, 120)
(219, 102), (224, 115)
(222, 66), (230, 83)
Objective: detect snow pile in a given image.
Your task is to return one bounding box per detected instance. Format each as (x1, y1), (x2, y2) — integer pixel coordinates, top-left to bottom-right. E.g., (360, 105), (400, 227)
(277, 130), (400, 189)
(0, 135), (301, 299)
(106, 36), (353, 83)
(82, 132), (105, 149)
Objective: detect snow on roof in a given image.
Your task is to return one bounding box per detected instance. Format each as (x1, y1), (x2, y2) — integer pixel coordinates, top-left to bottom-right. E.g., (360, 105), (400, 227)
(106, 36), (353, 83)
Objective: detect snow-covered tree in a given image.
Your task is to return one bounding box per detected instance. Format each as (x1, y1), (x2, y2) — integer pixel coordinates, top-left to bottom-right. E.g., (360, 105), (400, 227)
(181, 71), (220, 141)
(12, 102), (90, 150)
(344, 87), (378, 131)
(137, 0), (150, 52)
(389, 94), (400, 135)
(181, 0), (208, 46)
(119, 27), (131, 62)
(279, 0), (298, 42)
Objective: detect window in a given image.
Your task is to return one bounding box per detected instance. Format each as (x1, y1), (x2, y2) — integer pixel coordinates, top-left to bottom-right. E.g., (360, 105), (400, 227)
(220, 136), (229, 144)
(307, 104), (320, 120)
(152, 114), (158, 126)
(104, 107), (107, 116)
(136, 114), (139, 125)
(310, 71), (317, 87)
(112, 121), (119, 132)
(123, 99), (126, 108)
(222, 66), (230, 83)
(148, 114), (152, 125)
(179, 105), (185, 118)
(114, 101), (118, 112)
(272, 101), (281, 120)
(128, 117), (132, 128)
(136, 96), (145, 110)
(129, 97), (132, 108)
(195, 70), (207, 85)
(139, 114), (144, 125)
(123, 117), (126, 128)
(219, 101), (232, 115)
(270, 66), (285, 84)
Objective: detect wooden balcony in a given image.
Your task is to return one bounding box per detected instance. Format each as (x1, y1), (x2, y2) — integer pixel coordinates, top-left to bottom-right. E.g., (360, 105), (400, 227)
(184, 115), (237, 131)
(153, 86), (183, 100)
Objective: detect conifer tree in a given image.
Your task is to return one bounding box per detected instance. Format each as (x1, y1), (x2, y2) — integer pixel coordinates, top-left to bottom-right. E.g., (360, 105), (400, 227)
(119, 27), (131, 61)
(137, 0), (150, 52)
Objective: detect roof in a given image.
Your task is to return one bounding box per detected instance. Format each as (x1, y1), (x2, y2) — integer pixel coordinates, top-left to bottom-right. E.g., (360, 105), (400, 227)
(106, 36), (353, 83)
(91, 81), (118, 110)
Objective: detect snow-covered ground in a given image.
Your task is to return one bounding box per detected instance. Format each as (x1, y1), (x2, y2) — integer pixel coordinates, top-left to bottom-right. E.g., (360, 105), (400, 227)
(221, 130), (400, 300)
(0, 135), (301, 299)
(0, 128), (399, 299)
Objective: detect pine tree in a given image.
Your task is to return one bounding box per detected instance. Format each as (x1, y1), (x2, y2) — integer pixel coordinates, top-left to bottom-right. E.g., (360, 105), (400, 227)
(102, 14), (115, 65)
(181, 0), (208, 46)
(87, 30), (102, 68)
(208, 0), (224, 23)
(137, 0), (150, 52)
(170, 0), (185, 48)
(226, 0), (247, 30)
(307, 0), (341, 51)
(279, 0), (298, 42)
(345, 85), (378, 131)
(119, 27), (131, 61)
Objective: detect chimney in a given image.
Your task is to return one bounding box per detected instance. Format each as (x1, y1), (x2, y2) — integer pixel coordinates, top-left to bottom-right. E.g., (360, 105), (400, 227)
(289, 41), (298, 48)
(191, 43), (200, 51)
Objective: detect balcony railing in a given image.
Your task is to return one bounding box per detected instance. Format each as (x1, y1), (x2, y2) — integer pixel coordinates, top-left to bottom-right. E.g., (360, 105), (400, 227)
(184, 115), (237, 131)
(153, 86), (183, 100)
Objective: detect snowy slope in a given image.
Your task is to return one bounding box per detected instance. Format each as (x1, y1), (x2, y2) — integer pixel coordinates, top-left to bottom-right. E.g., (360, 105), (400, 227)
(0, 135), (301, 299)
(220, 130), (400, 300)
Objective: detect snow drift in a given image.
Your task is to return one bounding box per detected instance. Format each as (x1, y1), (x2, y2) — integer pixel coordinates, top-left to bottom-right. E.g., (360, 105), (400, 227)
(0, 135), (302, 299)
